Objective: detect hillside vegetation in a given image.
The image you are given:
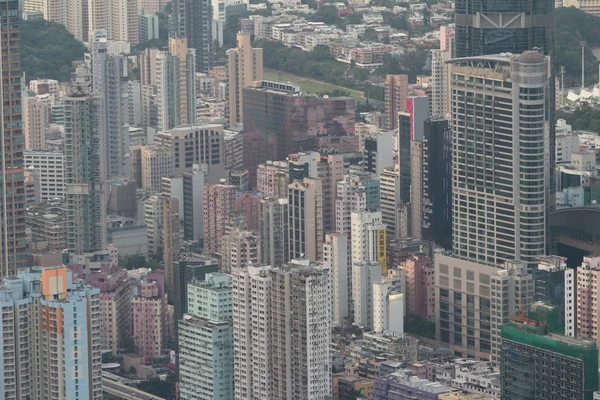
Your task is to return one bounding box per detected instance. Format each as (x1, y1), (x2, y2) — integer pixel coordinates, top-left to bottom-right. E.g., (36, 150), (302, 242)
(20, 19), (87, 83)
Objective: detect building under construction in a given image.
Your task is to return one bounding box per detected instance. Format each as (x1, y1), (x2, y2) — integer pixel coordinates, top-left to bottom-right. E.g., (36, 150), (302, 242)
(501, 319), (598, 400)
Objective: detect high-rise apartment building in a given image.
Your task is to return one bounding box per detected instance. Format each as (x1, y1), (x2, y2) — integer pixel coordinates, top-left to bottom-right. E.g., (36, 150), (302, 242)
(111, 0), (139, 45)
(352, 261), (382, 330)
(90, 34), (129, 181)
(24, 150), (65, 200)
(133, 270), (168, 357)
(324, 233), (350, 327)
(0, 265), (102, 399)
(179, 273), (234, 400)
(363, 130), (394, 176)
(242, 81), (355, 187)
(259, 197), (289, 267)
(221, 227), (259, 272)
(288, 177), (324, 261)
(335, 173), (381, 237)
(450, 52), (549, 267)
(227, 32), (263, 126)
(64, 94), (106, 255)
(384, 74), (408, 131)
(501, 319), (598, 399)
(399, 253), (435, 321)
(24, 96), (47, 150)
(141, 145), (172, 192)
(172, 0), (212, 73)
(379, 167), (401, 239)
(257, 160), (289, 197)
(173, 254), (219, 322)
(373, 279), (404, 336)
(351, 211), (386, 272)
(430, 49), (451, 117)
(89, 265), (133, 354)
(0, 0), (26, 275)
(232, 261), (332, 400)
(203, 183), (236, 253)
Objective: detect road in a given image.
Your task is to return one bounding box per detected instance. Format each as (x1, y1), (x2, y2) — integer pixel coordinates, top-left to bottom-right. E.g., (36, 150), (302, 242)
(103, 377), (167, 400)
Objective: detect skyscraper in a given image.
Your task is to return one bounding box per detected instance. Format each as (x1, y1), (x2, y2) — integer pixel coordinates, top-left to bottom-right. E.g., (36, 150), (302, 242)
(0, 0), (26, 276)
(324, 233), (350, 327)
(259, 197), (289, 267)
(203, 183), (236, 253)
(133, 270), (168, 357)
(90, 33), (129, 181)
(450, 52), (549, 267)
(0, 266), (102, 399)
(227, 32), (263, 127)
(288, 178), (324, 261)
(173, 254), (219, 323)
(64, 94), (106, 255)
(172, 0), (212, 73)
(384, 74), (408, 131)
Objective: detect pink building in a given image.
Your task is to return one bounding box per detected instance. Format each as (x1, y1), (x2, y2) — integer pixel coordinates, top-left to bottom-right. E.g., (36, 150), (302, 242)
(575, 257), (600, 340)
(133, 271), (167, 358)
(89, 265), (133, 354)
(400, 253), (435, 320)
(235, 192), (262, 231)
(203, 184), (236, 253)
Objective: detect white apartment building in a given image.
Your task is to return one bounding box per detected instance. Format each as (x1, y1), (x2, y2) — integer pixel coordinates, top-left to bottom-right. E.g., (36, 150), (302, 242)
(352, 261), (382, 330)
(24, 150), (65, 200)
(324, 233), (350, 327)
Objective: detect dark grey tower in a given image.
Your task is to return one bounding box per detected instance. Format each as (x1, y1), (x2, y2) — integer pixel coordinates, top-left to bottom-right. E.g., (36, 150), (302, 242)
(172, 0), (212, 73)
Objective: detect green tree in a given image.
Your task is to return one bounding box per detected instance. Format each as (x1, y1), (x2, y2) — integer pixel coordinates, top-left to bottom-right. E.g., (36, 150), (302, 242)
(138, 377), (176, 399)
(20, 20), (87, 82)
(361, 28), (379, 42)
(399, 49), (428, 71)
(404, 312), (435, 339)
(352, 67), (369, 82)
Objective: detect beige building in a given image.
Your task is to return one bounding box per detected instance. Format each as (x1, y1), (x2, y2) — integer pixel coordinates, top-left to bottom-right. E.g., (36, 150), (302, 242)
(288, 177), (324, 261)
(227, 33), (263, 126)
(111, 0), (139, 45)
(141, 145), (172, 192)
(563, 0), (600, 14)
(221, 227), (259, 272)
(410, 140), (423, 239)
(24, 96), (47, 150)
(384, 74), (408, 131)
(169, 37), (194, 125)
(332, 374), (374, 400)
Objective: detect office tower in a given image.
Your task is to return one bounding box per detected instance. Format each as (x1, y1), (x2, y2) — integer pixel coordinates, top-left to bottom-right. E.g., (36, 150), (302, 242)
(140, 145), (172, 192)
(324, 233), (350, 326)
(288, 177), (324, 261)
(384, 74), (408, 131)
(223, 128), (244, 171)
(232, 264), (273, 400)
(111, 0), (138, 45)
(379, 167), (401, 239)
(172, 0), (212, 73)
(351, 211), (386, 271)
(352, 261), (382, 330)
(24, 96), (47, 150)
(0, 265), (102, 399)
(450, 52), (550, 267)
(203, 183), (236, 253)
(183, 164), (207, 241)
(24, 150), (65, 200)
(397, 112), (411, 205)
(363, 130), (394, 176)
(422, 118), (452, 249)
(406, 96), (430, 141)
(0, 0), (26, 275)
(221, 228), (259, 272)
(373, 279), (404, 336)
(259, 197), (289, 267)
(501, 320), (598, 399)
(227, 32), (263, 127)
(165, 124), (225, 181)
(133, 270), (168, 357)
(90, 34), (129, 181)
(64, 94), (106, 255)
(435, 254), (533, 360)
(257, 160), (289, 197)
(336, 173), (381, 236)
(242, 81), (355, 187)
(89, 265), (133, 354)
(173, 254), (219, 322)
(179, 274), (234, 400)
